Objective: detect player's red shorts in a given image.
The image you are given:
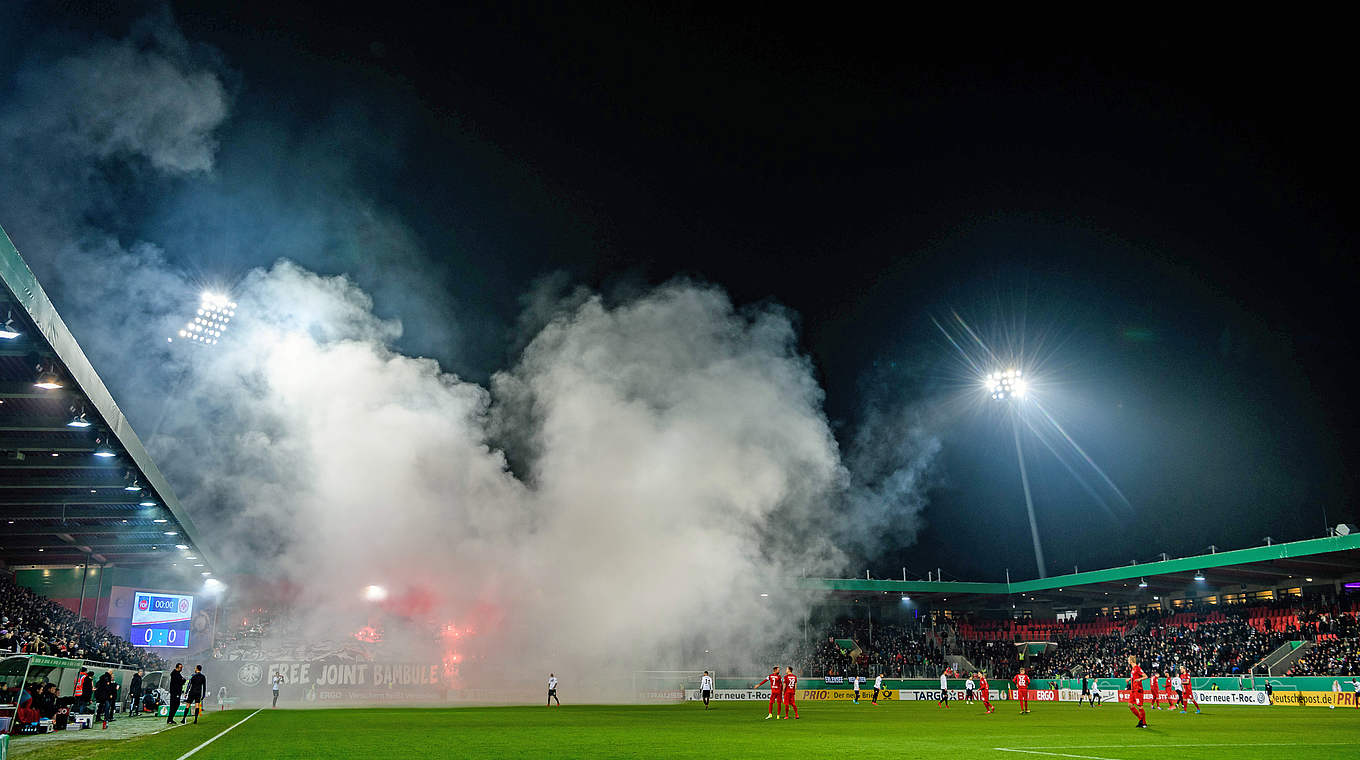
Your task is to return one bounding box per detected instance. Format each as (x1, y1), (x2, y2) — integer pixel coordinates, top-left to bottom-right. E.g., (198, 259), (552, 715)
(784, 691), (796, 705)
(1130, 691), (1144, 706)
(1182, 689), (1192, 700)
(980, 688), (989, 701)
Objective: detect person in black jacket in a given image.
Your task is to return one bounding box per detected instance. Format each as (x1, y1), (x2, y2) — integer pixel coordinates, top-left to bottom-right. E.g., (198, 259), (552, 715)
(166, 663), (185, 724)
(184, 665), (206, 724)
(127, 670), (143, 717)
(95, 670), (116, 727)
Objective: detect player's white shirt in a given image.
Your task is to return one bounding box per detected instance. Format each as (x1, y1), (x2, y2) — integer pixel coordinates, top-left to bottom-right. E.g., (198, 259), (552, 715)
(1170, 676), (1182, 691)
(874, 675), (883, 689)
(939, 674), (948, 689)
(1353, 680), (1360, 693)
(271, 674), (283, 691)
(851, 676), (861, 689)
(548, 677), (558, 690)
(965, 679), (976, 690)
(700, 675), (713, 690)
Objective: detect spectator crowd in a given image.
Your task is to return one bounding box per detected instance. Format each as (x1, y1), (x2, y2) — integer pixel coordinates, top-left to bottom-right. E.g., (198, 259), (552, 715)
(798, 593), (1360, 680)
(0, 573), (164, 670)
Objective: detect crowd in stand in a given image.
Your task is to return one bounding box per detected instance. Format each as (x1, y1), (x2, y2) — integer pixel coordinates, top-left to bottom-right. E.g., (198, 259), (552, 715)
(794, 620), (946, 677)
(1014, 616), (1288, 679)
(801, 594), (1360, 680)
(0, 573), (163, 670)
(1289, 637), (1360, 676)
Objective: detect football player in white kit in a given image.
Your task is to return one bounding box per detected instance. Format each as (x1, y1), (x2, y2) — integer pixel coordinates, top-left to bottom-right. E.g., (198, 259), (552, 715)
(700, 672), (714, 708)
(547, 674), (560, 706)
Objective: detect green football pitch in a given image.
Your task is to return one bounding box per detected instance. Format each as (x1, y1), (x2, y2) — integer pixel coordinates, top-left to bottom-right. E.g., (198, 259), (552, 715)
(9, 702), (1360, 760)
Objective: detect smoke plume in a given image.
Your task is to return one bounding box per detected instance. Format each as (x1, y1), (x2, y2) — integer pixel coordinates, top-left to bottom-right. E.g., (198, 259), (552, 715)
(0, 12), (939, 696)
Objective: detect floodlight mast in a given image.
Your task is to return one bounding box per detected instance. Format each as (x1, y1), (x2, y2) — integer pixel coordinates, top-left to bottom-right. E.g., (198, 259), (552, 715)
(988, 369), (1046, 579)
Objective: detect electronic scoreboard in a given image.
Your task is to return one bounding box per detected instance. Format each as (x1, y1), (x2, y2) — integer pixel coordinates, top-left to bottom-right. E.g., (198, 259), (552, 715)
(130, 591), (194, 648)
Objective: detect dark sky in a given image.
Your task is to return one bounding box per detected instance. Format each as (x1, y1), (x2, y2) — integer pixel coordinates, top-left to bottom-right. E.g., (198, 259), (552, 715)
(14, 4), (1360, 580)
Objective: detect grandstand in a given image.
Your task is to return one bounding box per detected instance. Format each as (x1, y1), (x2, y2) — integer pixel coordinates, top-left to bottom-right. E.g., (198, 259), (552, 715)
(793, 535), (1360, 682)
(1, 226), (222, 736)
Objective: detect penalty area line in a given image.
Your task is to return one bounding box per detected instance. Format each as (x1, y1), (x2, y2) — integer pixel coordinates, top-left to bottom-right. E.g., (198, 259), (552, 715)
(994, 749), (1121, 760)
(174, 708), (263, 760)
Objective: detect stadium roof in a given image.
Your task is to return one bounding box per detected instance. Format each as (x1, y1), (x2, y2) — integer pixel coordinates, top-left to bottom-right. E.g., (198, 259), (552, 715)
(797, 534), (1360, 610)
(0, 224), (218, 576)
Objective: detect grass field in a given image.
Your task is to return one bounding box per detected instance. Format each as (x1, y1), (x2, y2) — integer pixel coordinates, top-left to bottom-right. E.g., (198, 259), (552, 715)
(9, 701), (1360, 760)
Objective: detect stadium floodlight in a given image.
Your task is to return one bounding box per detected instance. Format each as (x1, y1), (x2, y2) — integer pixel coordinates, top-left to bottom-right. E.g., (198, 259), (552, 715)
(1306, 577), (1313, 583)
(201, 571), (212, 576)
(1193, 570), (1206, 582)
(124, 481), (141, 492)
(66, 408), (92, 428)
(175, 544), (188, 549)
(33, 365), (63, 390)
(139, 499), (156, 507)
(175, 291), (236, 347)
(163, 531), (178, 536)
(987, 368), (1028, 401)
(1138, 578), (1148, 588)
(93, 437), (116, 458)
(0, 311), (19, 340)
(363, 584), (388, 602)
(193, 563), (204, 567)
(987, 365), (1045, 578)
(759, 593), (769, 597)
(901, 595), (910, 603)
(153, 519), (168, 523)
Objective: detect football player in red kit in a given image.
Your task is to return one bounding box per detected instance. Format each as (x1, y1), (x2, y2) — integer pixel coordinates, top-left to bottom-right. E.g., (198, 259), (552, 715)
(1013, 667), (1031, 714)
(757, 667), (783, 719)
(1180, 667), (1200, 714)
(976, 671), (995, 714)
(1127, 655), (1148, 728)
(782, 667), (799, 719)
(1149, 669), (1161, 709)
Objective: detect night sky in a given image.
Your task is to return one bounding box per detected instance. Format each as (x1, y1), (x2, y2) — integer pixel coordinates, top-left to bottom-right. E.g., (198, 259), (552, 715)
(7, 4), (1357, 581)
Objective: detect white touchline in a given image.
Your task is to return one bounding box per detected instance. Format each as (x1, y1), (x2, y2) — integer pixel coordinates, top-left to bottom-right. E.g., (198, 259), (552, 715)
(175, 708), (263, 760)
(1010, 744), (1354, 750)
(993, 749), (1121, 760)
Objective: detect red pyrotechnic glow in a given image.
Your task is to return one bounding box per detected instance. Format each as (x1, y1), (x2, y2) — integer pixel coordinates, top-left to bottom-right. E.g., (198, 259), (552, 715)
(353, 625), (382, 643)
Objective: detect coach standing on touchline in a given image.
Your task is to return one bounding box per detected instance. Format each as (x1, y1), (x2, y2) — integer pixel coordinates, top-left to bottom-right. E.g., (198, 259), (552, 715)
(167, 663), (186, 724)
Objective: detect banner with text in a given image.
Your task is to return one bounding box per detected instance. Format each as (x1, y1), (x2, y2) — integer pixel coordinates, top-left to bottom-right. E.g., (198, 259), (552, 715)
(1274, 690), (1358, 708)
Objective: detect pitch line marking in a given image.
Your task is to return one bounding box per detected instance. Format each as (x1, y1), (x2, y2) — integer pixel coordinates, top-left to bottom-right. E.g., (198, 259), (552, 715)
(994, 749), (1121, 760)
(1010, 743), (1355, 749)
(174, 708), (263, 760)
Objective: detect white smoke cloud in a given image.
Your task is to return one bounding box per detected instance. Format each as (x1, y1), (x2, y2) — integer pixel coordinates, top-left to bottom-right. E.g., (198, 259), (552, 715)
(11, 27), (227, 173)
(0, 12), (940, 697)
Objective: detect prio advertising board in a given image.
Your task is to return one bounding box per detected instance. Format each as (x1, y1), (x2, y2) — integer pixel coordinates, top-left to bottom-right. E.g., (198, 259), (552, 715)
(130, 591), (194, 648)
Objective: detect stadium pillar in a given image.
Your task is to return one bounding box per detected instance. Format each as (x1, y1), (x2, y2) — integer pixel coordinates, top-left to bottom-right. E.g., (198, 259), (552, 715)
(1012, 415), (1046, 578)
(77, 558), (90, 618)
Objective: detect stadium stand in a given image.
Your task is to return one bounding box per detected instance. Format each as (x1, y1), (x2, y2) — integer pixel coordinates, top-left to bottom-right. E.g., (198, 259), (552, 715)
(0, 572), (162, 669)
(795, 620), (945, 677)
(805, 592), (1360, 680)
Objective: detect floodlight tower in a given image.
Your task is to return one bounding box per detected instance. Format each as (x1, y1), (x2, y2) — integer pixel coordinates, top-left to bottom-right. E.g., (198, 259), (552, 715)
(987, 368), (1046, 578)
(173, 292), (236, 347)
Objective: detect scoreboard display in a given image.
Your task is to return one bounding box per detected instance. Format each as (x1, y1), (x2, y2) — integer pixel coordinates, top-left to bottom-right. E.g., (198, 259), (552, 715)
(130, 591), (194, 648)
